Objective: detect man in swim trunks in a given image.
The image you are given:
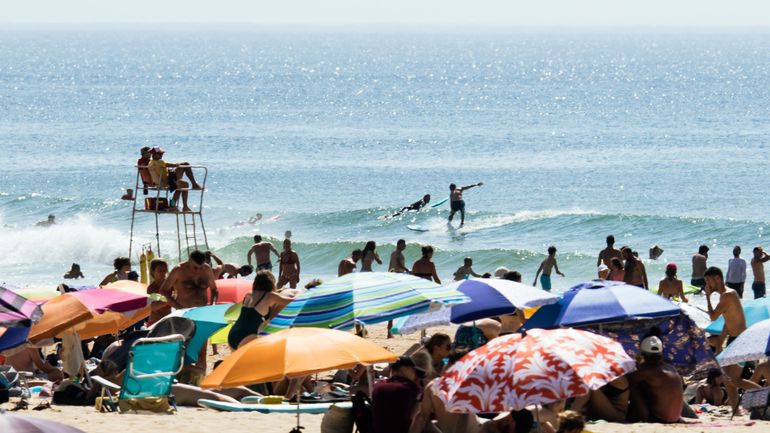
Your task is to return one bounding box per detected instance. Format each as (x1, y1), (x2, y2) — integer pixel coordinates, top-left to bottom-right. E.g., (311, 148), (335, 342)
(447, 182), (483, 226)
(338, 249), (363, 276)
(597, 235), (622, 267)
(246, 235), (279, 271)
(159, 250), (218, 378)
(691, 245), (709, 290)
(390, 194), (431, 218)
(389, 239), (409, 273)
(704, 266), (760, 411)
(622, 246), (649, 289)
(627, 336), (683, 423)
(751, 246), (770, 299)
(533, 246), (564, 291)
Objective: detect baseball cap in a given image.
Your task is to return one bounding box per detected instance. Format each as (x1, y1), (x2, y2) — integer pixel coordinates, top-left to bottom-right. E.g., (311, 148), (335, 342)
(640, 336), (663, 355)
(392, 356), (426, 378)
(150, 146), (165, 155)
(598, 264), (609, 273)
(666, 262), (677, 271)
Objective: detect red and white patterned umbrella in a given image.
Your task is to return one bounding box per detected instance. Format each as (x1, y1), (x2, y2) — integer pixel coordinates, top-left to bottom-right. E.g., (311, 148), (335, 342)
(433, 328), (636, 412)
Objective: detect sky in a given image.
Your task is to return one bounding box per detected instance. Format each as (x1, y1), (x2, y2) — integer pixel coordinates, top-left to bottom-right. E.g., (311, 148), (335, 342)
(2, 0), (770, 27)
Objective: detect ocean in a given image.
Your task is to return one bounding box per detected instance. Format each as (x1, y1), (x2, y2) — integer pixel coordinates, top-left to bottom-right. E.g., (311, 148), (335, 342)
(1, 27), (770, 297)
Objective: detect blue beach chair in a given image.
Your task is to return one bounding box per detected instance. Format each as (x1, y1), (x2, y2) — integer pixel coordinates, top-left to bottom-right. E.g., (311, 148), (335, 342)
(92, 334), (186, 413)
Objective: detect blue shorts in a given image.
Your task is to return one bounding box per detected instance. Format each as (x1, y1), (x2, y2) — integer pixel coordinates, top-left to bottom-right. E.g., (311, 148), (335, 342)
(540, 274), (552, 291)
(752, 282), (766, 299)
(451, 200), (466, 212)
(257, 262), (272, 271)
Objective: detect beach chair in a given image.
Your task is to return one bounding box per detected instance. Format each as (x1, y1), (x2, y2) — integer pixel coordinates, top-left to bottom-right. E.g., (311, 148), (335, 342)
(91, 334), (186, 413)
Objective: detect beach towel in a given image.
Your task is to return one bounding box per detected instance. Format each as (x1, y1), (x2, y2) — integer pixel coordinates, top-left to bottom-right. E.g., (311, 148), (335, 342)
(60, 330), (85, 377)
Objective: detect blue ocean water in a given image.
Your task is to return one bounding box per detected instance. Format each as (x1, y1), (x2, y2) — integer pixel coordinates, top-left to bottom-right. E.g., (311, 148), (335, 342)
(1, 28), (770, 295)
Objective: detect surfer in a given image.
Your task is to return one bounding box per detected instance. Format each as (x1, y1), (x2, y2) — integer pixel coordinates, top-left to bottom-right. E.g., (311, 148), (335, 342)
(447, 182), (483, 226)
(35, 214), (56, 227)
(390, 194), (431, 218)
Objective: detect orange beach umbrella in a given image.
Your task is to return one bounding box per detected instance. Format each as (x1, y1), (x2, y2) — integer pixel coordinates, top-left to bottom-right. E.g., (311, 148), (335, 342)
(201, 327), (397, 389)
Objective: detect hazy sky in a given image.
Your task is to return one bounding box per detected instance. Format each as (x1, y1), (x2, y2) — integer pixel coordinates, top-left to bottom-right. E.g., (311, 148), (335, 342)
(2, 0), (770, 27)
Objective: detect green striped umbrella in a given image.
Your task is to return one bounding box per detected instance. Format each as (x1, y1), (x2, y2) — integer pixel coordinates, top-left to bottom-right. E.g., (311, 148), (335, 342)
(262, 272), (469, 334)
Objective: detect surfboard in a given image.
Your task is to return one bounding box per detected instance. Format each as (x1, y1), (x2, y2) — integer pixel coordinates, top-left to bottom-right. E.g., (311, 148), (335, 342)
(649, 284), (701, 296)
(430, 196), (449, 208)
(407, 224), (430, 232)
(197, 398), (351, 413)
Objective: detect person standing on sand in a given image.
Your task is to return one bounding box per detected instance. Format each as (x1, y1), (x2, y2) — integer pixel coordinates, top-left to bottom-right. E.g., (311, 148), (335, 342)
(338, 249), (363, 276)
(533, 246), (564, 291)
(597, 235), (622, 267)
(412, 245), (441, 284)
(246, 235), (279, 271)
(361, 240), (383, 272)
(725, 246), (747, 298)
(159, 250), (218, 379)
(691, 245), (709, 290)
(704, 266), (760, 411)
(447, 182), (483, 226)
(658, 263), (687, 302)
(277, 239), (300, 289)
(389, 239), (409, 273)
(751, 246), (770, 299)
(622, 247), (648, 289)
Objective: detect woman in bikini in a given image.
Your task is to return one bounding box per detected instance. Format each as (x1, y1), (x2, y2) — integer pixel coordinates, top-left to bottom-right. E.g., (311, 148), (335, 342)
(411, 245), (441, 284)
(277, 239), (300, 289)
(360, 240), (382, 272)
(228, 270), (296, 350)
(608, 257), (625, 282)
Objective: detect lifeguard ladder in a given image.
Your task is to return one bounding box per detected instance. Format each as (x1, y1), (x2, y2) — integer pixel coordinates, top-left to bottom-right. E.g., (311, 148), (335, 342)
(127, 164), (209, 262)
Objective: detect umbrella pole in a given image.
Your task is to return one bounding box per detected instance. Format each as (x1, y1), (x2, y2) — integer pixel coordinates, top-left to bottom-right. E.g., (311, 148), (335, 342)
(295, 379), (302, 431)
(535, 404), (542, 433)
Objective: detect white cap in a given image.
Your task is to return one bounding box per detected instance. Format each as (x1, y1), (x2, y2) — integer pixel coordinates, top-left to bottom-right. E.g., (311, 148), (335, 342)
(493, 267), (510, 278)
(641, 336), (663, 354)
(598, 264), (609, 273)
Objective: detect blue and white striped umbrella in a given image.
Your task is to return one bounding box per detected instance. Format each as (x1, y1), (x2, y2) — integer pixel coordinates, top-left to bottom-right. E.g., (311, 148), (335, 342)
(716, 318), (770, 366)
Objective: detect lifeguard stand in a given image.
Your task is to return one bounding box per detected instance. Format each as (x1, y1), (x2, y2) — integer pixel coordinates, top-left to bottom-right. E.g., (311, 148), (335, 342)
(128, 165), (209, 263)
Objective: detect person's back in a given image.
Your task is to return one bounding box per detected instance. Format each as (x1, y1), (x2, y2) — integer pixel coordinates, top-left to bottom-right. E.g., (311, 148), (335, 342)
(389, 250), (406, 273)
(629, 337), (683, 423)
(598, 235), (622, 267)
(691, 245), (709, 289)
(372, 358), (422, 433)
(726, 246), (747, 298)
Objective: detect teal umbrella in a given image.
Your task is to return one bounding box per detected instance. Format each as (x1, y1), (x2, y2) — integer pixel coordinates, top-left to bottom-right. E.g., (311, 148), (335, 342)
(155, 303), (231, 363)
(263, 272), (468, 334)
(705, 297), (770, 335)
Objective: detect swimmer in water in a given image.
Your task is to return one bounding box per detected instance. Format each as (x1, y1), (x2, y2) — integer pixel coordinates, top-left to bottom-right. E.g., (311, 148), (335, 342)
(390, 194), (431, 218)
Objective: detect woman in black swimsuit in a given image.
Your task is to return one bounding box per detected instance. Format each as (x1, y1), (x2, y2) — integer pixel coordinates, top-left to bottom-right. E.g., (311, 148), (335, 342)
(228, 270), (296, 350)
(277, 239), (300, 289)
(411, 245), (441, 283)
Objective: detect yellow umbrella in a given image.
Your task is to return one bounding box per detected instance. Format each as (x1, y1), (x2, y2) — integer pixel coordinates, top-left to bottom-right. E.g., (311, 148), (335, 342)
(103, 280), (148, 296)
(201, 327), (397, 388)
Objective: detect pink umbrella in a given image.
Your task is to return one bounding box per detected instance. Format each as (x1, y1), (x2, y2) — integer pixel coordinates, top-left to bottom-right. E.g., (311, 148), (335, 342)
(433, 328), (635, 413)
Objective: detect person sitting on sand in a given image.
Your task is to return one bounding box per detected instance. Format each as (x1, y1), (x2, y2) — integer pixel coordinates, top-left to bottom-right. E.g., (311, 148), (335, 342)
(412, 245), (441, 283)
(627, 336), (683, 423)
(408, 349), (481, 433)
(277, 239), (300, 289)
(598, 235), (622, 267)
(35, 214), (56, 227)
(389, 239), (410, 273)
(453, 256), (483, 281)
(3, 347), (63, 382)
(448, 182), (483, 226)
(479, 409), (535, 433)
(246, 235), (279, 272)
(695, 368), (728, 406)
(534, 400), (567, 433)
(206, 251), (253, 279)
(99, 256), (131, 286)
(339, 249), (363, 276)
(228, 271), (296, 350)
(63, 263), (84, 279)
(361, 240), (383, 272)
(391, 194), (431, 218)
(555, 411), (586, 433)
(147, 147), (201, 212)
(608, 257), (624, 282)
(571, 375), (630, 423)
(658, 262), (688, 302)
(418, 333), (453, 378)
(704, 266), (760, 410)
(372, 356), (425, 433)
(533, 246), (564, 291)
(622, 247), (648, 289)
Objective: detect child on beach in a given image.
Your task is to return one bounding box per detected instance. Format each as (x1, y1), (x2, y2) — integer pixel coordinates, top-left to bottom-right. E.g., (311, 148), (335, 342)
(453, 257), (482, 281)
(533, 246), (564, 291)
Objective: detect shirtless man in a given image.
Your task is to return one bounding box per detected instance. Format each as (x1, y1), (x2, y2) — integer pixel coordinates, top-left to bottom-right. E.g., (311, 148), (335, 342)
(627, 336), (683, 423)
(597, 235), (622, 267)
(447, 182), (483, 226)
(691, 245), (709, 291)
(751, 246), (770, 299)
(388, 239), (409, 273)
(246, 235), (279, 271)
(658, 262), (687, 302)
(3, 347), (63, 382)
(453, 257), (483, 281)
(207, 251), (253, 279)
(159, 250), (218, 375)
(622, 247), (648, 289)
(36, 214), (56, 227)
(338, 249), (363, 276)
(704, 266), (760, 410)
(533, 246), (564, 291)
(390, 194), (431, 218)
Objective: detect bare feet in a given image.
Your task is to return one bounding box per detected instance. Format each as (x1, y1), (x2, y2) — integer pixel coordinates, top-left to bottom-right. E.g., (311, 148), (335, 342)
(192, 183), (203, 190)
(182, 207), (192, 213)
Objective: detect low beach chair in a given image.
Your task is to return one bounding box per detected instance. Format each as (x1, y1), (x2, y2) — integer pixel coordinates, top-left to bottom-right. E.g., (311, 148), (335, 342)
(91, 334), (186, 413)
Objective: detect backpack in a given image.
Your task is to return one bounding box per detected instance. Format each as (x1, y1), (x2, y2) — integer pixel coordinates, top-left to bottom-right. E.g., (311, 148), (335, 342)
(351, 391), (374, 433)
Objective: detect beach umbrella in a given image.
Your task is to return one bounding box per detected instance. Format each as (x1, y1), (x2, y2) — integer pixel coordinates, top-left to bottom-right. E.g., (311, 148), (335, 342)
(210, 279), (250, 304)
(677, 302), (712, 329)
(103, 280), (147, 296)
(525, 280), (681, 329)
(3, 285), (59, 304)
(29, 289), (149, 341)
(0, 285), (43, 328)
(154, 303), (232, 363)
(201, 327), (397, 432)
(263, 272), (468, 333)
(391, 279), (558, 335)
(716, 318), (770, 366)
(432, 328), (636, 413)
(0, 414), (86, 433)
(704, 297), (770, 335)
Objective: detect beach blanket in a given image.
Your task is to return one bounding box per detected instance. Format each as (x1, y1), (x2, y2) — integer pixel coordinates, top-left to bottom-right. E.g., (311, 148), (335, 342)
(197, 399), (352, 413)
(581, 313), (718, 377)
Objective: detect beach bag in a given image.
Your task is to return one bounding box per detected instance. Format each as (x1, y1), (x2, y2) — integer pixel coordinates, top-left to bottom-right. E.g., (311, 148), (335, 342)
(53, 381), (92, 406)
(118, 396), (173, 413)
(351, 391), (374, 433)
(321, 404), (354, 433)
(745, 387), (770, 420)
